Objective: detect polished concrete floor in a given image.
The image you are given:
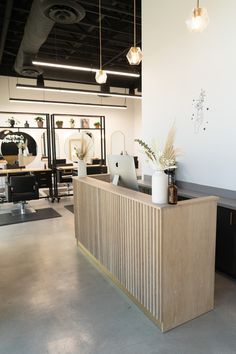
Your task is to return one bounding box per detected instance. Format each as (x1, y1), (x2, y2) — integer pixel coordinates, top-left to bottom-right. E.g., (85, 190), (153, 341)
(0, 198), (236, 354)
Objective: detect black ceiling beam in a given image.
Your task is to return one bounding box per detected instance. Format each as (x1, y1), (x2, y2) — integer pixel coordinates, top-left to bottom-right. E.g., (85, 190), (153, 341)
(74, 21), (133, 37)
(49, 30), (132, 47)
(0, 0), (13, 64)
(78, 0), (141, 18)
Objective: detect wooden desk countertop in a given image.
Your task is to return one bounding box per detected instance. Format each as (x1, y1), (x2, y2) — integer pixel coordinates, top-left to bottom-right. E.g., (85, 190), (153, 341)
(56, 164), (106, 171)
(0, 167), (52, 175)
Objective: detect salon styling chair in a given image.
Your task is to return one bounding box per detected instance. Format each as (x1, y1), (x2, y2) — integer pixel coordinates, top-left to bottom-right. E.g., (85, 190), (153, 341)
(6, 174), (39, 215)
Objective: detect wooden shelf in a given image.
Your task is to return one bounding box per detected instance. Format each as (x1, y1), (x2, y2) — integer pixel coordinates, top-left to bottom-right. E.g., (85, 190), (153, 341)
(0, 126), (47, 130)
(54, 127), (104, 130)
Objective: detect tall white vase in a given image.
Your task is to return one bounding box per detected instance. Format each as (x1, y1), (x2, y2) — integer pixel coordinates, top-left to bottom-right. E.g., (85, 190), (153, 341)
(152, 170), (168, 204)
(77, 159), (87, 177)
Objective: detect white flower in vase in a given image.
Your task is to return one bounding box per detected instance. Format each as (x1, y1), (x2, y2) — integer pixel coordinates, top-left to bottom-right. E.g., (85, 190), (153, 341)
(135, 124), (181, 203)
(74, 133), (93, 177)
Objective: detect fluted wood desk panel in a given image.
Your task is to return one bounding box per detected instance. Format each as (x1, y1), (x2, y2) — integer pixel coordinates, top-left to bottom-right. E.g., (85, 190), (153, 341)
(73, 177), (218, 332)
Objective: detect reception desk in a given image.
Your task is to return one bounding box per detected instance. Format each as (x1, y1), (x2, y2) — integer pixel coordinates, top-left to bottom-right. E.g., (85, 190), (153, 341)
(73, 176), (218, 332)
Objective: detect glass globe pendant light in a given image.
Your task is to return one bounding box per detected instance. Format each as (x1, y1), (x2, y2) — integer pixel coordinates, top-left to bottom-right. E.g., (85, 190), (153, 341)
(126, 0), (143, 65)
(186, 0), (209, 33)
(95, 0), (107, 84)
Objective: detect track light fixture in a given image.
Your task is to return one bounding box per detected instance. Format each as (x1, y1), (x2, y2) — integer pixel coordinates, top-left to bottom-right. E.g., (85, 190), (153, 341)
(9, 98), (127, 110)
(95, 0), (107, 84)
(126, 0), (143, 65)
(186, 0), (209, 32)
(36, 74), (45, 87)
(16, 84), (142, 99)
(32, 60), (140, 78)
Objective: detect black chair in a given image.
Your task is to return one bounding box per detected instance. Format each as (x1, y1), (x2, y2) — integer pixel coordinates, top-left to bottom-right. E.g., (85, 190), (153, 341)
(56, 163), (74, 194)
(6, 174), (39, 215)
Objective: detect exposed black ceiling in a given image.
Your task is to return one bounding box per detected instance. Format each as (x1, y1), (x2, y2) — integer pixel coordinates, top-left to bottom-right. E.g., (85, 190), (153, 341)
(0, 0), (142, 90)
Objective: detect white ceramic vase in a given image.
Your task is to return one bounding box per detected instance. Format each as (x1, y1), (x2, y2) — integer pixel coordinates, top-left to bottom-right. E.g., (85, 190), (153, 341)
(77, 159), (87, 177)
(152, 170), (168, 204)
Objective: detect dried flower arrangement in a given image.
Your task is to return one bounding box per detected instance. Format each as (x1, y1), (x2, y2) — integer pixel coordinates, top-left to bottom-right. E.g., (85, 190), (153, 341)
(135, 125), (180, 171)
(74, 134), (93, 160)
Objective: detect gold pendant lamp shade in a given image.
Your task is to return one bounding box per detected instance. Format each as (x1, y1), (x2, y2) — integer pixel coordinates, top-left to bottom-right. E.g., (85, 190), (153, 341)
(95, 0), (107, 84)
(186, 0), (209, 32)
(126, 0), (143, 65)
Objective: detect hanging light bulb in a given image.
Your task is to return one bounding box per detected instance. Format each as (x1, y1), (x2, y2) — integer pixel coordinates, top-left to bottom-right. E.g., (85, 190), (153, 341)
(186, 0), (209, 32)
(126, 0), (143, 65)
(95, 69), (107, 84)
(95, 0), (107, 84)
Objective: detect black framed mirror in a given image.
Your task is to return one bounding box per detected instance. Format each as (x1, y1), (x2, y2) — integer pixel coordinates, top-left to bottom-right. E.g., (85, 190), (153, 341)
(0, 131), (37, 167)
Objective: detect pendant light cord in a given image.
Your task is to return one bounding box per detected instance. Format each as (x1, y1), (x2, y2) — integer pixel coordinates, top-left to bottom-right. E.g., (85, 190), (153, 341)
(99, 0), (102, 70)
(197, 0), (200, 8)
(133, 0), (136, 47)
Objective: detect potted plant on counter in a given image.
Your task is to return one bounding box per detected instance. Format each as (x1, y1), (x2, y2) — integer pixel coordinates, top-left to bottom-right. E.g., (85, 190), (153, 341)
(135, 124), (180, 204)
(56, 120), (63, 128)
(35, 116), (45, 128)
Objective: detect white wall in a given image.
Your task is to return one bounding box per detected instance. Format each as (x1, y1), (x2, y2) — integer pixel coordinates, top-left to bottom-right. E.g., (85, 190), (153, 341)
(0, 76), (141, 167)
(142, 0), (236, 190)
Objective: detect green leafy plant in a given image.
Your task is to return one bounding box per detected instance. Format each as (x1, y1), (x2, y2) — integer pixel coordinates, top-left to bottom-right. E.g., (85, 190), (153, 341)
(34, 116), (44, 122)
(6, 117), (20, 126)
(70, 118), (75, 124)
(56, 120), (63, 128)
(94, 121), (101, 128)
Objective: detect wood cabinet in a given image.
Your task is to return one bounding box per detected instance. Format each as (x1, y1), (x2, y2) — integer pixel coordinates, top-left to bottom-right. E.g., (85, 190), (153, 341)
(74, 176), (218, 332)
(215, 207), (236, 277)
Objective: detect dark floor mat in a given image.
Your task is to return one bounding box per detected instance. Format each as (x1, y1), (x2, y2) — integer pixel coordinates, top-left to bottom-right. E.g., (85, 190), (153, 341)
(0, 208), (61, 227)
(64, 204), (74, 214)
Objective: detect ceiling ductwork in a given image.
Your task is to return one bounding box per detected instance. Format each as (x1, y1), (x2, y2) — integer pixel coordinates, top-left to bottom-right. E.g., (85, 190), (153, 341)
(41, 0), (86, 24)
(14, 0), (86, 77)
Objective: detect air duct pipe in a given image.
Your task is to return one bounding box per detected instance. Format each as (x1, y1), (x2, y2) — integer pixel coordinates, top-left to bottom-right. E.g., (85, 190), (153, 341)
(14, 0), (85, 77)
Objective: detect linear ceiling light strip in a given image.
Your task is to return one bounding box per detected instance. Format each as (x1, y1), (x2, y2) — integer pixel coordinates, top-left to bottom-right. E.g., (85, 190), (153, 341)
(32, 61), (140, 78)
(16, 84), (142, 99)
(9, 98), (127, 110)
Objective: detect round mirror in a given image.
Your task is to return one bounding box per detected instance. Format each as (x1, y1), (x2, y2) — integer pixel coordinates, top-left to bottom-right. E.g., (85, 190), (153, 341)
(0, 131), (37, 166)
(110, 131), (126, 154)
(64, 132), (94, 163)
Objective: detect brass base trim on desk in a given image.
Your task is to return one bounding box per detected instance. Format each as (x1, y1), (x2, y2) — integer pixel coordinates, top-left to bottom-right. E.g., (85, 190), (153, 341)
(77, 240), (163, 331)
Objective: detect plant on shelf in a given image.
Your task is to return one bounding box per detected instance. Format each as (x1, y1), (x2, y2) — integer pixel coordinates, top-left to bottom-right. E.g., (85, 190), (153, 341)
(6, 117), (19, 127)
(56, 120), (63, 128)
(94, 121), (101, 129)
(35, 116), (45, 128)
(70, 118), (75, 128)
